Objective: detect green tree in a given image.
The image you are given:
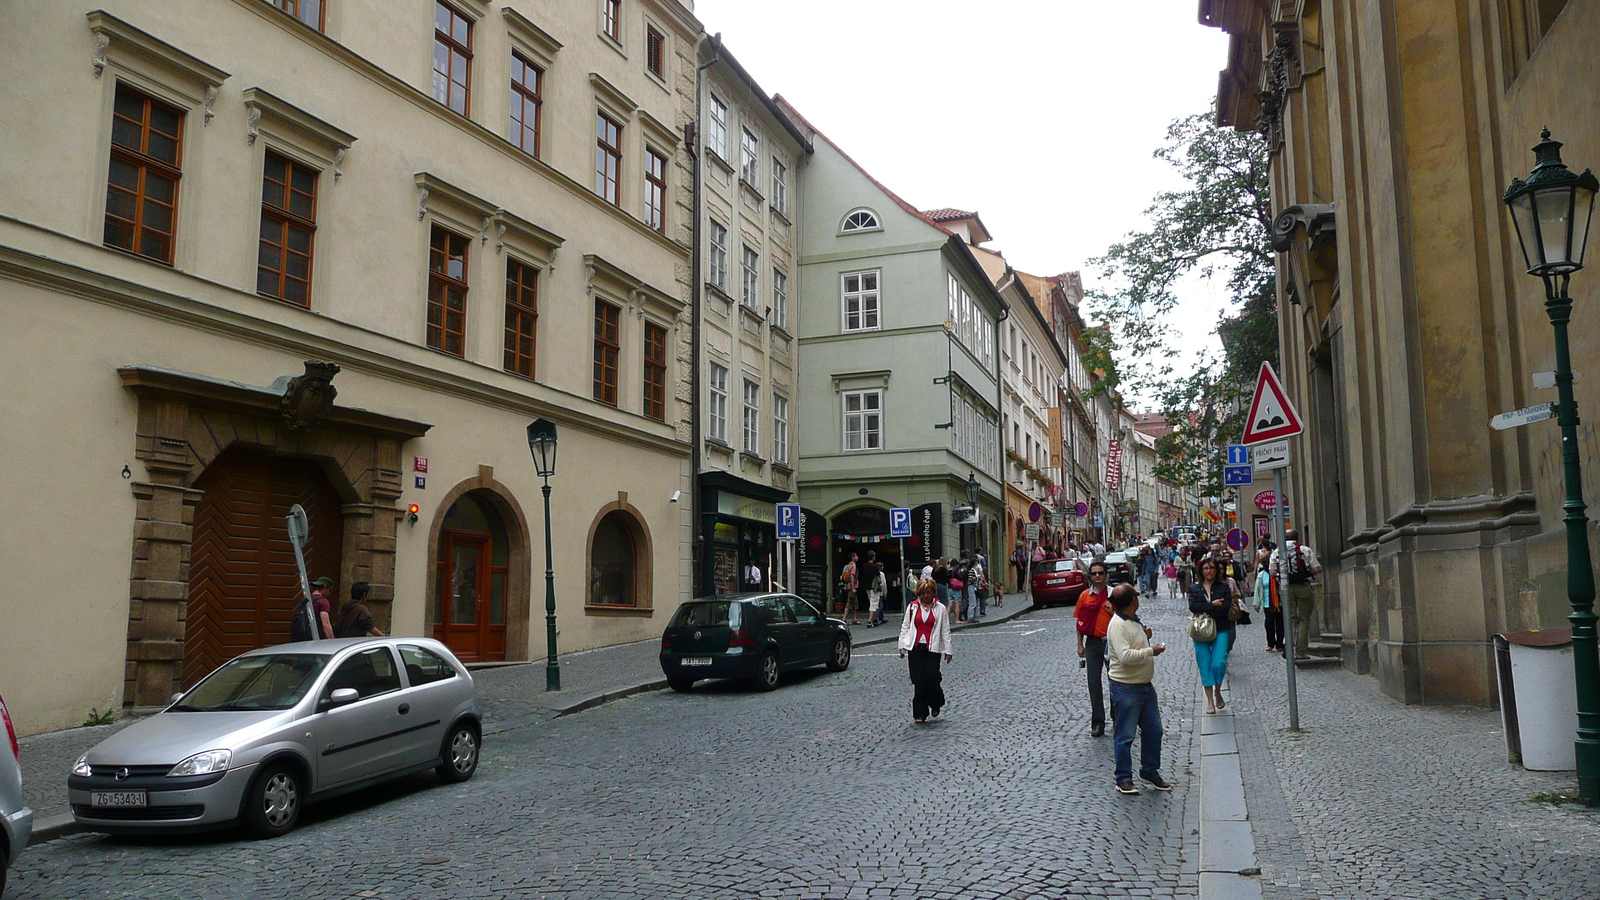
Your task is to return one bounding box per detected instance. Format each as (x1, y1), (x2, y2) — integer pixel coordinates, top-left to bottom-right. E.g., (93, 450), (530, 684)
(1086, 108), (1278, 495)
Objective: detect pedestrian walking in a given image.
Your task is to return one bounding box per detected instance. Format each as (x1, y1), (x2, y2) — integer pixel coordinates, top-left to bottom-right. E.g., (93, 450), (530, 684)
(1257, 554), (1283, 652)
(1270, 529), (1323, 659)
(897, 577), (952, 724)
(310, 576), (336, 640)
(1012, 542), (1029, 594)
(948, 559), (967, 622)
(860, 551), (884, 627)
(840, 553), (860, 625)
(1189, 558), (1237, 715)
(335, 582), (385, 638)
(968, 555), (988, 619)
(933, 558), (951, 607)
(1139, 547), (1160, 597)
(1075, 561), (1115, 736)
(1107, 584), (1171, 794)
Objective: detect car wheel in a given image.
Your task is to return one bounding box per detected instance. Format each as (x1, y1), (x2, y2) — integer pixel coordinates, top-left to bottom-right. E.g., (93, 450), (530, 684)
(753, 650), (781, 691)
(825, 638), (852, 672)
(436, 722), (479, 784)
(241, 763), (302, 838)
(667, 675), (695, 692)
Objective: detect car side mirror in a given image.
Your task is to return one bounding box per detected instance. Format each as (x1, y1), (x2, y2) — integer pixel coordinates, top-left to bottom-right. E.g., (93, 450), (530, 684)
(170, 692), (184, 704)
(323, 687), (359, 709)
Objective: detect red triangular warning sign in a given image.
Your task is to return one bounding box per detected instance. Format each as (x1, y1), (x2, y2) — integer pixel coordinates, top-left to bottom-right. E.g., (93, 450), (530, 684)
(1242, 362), (1304, 444)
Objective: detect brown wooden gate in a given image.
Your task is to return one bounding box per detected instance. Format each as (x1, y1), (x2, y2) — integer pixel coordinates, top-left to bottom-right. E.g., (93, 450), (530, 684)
(182, 449), (345, 687)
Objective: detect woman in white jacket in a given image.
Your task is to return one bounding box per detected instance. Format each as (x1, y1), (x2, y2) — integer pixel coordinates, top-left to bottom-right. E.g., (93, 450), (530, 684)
(898, 577), (954, 723)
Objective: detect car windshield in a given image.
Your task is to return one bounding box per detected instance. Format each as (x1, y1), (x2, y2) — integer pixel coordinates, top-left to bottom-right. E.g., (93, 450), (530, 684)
(174, 654), (330, 712)
(670, 602), (736, 629)
(1037, 560), (1079, 574)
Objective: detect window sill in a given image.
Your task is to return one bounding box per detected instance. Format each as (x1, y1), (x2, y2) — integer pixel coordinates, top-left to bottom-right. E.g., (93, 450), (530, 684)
(772, 461), (793, 475)
(738, 178), (766, 203)
(706, 436), (733, 451)
(706, 150), (735, 175)
(738, 302), (765, 323)
(740, 450), (767, 464)
(705, 282), (734, 303)
(597, 30), (627, 59)
(769, 206), (791, 227)
(769, 323), (793, 341)
(840, 325), (882, 335)
(584, 604), (654, 617)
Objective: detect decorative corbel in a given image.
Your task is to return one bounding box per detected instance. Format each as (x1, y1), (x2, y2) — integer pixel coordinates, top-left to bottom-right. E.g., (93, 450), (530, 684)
(493, 217), (508, 254)
(244, 102), (261, 145)
(1270, 203), (1337, 253)
(479, 213), (494, 246)
(203, 85), (217, 126)
(633, 289), (646, 319)
(332, 148), (346, 183)
(584, 264), (596, 296)
(92, 32), (110, 77)
(547, 247), (559, 275)
(416, 185), (430, 221)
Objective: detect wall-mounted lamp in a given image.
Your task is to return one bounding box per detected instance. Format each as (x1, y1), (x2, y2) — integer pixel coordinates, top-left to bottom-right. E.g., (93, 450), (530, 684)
(670, 490), (682, 503)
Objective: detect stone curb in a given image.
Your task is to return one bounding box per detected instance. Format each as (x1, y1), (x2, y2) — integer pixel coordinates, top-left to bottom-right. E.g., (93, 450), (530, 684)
(1197, 687), (1263, 900)
(26, 813), (83, 847)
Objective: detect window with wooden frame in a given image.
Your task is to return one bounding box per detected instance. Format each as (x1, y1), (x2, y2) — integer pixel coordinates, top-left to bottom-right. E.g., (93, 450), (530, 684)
(771, 268), (788, 330)
(105, 84), (185, 265)
(742, 379), (760, 453)
(740, 245), (759, 308)
(504, 258), (539, 378)
(645, 25), (665, 77)
(643, 321), (667, 421)
(266, 0), (324, 30)
(596, 112), (622, 206)
(593, 300), (620, 406)
(509, 51), (542, 157)
(707, 363), (728, 441)
(644, 148), (667, 233)
(707, 219), (728, 290)
(772, 393), (789, 465)
(257, 151), (318, 307)
(432, 2), (472, 115)
(740, 129), (759, 183)
(708, 95), (728, 159)
(771, 158), (788, 216)
(427, 226), (470, 356)
(602, 0), (621, 40)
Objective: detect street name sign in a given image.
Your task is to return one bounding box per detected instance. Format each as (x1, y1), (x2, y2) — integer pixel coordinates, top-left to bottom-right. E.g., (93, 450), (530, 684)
(1024, 523), (1041, 540)
(1253, 439), (1290, 470)
(1226, 444), (1250, 466)
(1532, 370), (1580, 389)
(1242, 362), (1305, 444)
(889, 507), (912, 539)
(1224, 464), (1253, 486)
(1490, 402), (1555, 431)
(776, 502), (801, 540)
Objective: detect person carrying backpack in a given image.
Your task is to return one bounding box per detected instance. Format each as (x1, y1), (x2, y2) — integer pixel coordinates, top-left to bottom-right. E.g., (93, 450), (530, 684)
(1269, 529), (1323, 660)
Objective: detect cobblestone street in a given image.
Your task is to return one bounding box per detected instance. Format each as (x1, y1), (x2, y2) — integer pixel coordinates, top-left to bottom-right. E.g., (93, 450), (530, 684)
(7, 602), (1203, 899)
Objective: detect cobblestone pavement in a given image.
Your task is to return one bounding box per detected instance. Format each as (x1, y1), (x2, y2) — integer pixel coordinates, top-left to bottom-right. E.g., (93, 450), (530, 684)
(1221, 626), (1600, 900)
(7, 602), (1203, 899)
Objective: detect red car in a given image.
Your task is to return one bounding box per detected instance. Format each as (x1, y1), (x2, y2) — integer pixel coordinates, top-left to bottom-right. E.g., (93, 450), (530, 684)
(1031, 558), (1088, 608)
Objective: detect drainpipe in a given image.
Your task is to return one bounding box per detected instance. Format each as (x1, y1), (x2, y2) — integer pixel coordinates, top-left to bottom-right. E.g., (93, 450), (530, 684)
(993, 295), (1010, 557)
(690, 34), (721, 597)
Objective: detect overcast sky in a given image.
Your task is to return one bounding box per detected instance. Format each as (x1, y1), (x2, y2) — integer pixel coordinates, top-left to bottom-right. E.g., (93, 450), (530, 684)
(691, 0), (1232, 285)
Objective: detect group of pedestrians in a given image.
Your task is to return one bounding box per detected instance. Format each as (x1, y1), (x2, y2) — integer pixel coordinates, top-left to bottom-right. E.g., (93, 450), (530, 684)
(295, 576), (385, 641)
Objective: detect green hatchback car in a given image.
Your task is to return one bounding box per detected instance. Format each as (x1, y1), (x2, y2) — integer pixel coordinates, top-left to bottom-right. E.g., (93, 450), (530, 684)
(659, 593), (853, 692)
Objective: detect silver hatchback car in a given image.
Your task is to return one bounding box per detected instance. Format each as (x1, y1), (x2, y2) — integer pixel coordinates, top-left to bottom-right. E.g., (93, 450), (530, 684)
(2, 694), (34, 896)
(69, 638), (480, 838)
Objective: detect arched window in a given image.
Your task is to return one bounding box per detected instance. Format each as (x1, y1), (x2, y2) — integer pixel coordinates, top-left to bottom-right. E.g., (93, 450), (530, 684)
(840, 208), (881, 233)
(590, 510), (640, 606)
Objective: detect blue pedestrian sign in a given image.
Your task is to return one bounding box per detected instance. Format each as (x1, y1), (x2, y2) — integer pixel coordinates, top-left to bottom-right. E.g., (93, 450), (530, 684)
(1226, 444), (1250, 466)
(775, 502), (801, 540)
(889, 507), (912, 539)
(1223, 464), (1254, 486)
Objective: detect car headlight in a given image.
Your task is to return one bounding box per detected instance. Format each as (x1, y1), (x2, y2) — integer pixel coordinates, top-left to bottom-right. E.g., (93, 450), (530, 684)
(72, 755), (93, 777)
(167, 749), (232, 777)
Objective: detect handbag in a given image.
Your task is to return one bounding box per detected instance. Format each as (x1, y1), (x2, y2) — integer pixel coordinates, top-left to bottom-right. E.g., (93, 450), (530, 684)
(1188, 611), (1217, 642)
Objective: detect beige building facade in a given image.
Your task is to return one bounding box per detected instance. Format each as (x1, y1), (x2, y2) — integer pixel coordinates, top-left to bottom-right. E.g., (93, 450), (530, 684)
(0, 0), (704, 734)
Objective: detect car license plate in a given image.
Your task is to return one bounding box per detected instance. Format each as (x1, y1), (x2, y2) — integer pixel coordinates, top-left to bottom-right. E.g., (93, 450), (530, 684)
(1049, 578), (1065, 585)
(92, 791), (147, 808)
(681, 657), (712, 666)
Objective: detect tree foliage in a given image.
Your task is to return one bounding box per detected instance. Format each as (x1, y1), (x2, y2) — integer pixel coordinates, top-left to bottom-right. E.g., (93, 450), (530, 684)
(1085, 109), (1278, 496)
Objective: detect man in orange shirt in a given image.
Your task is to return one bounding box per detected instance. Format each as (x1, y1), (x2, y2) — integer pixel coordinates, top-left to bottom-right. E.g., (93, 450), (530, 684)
(1075, 562), (1115, 736)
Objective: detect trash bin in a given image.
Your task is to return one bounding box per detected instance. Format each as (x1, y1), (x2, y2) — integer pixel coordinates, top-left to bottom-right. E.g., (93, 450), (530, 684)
(1494, 629), (1577, 771)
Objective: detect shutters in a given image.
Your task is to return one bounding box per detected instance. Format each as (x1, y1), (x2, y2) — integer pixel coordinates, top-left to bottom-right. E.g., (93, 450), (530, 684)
(182, 450), (344, 687)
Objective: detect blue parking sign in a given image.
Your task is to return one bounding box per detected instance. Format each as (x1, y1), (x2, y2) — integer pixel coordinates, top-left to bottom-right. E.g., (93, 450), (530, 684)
(889, 507), (912, 539)
(776, 502), (801, 540)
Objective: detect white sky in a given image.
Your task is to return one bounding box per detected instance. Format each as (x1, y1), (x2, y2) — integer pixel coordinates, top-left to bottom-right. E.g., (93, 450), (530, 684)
(691, 0), (1235, 402)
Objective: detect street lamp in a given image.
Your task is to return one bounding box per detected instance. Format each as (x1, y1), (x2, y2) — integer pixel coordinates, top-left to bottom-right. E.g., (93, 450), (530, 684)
(1504, 128), (1599, 805)
(965, 472), (980, 555)
(526, 418), (561, 692)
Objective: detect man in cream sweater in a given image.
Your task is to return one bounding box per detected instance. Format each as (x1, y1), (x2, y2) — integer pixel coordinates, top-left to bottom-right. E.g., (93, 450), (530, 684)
(1106, 584), (1172, 795)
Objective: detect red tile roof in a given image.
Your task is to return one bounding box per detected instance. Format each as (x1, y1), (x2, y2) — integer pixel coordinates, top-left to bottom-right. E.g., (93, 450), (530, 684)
(921, 208), (976, 222)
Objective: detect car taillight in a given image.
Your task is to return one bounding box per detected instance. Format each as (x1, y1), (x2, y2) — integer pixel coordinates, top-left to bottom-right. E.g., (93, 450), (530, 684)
(729, 630), (755, 648)
(660, 632), (672, 650)
(0, 695), (17, 762)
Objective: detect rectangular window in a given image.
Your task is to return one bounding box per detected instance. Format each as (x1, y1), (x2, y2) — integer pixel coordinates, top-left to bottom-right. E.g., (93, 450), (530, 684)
(771, 268), (788, 330)
(740, 129), (759, 183)
(266, 0), (323, 30)
(772, 394), (789, 465)
(841, 270), (880, 332)
(843, 390), (882, 452)
(707, 219), (728, 290)
(593, 300), (620, 405)
(740, 245), (759, 308)
(595, 112), (622, 205)
(708, 363), (729, 442)
(742, 380), (760, 452)
(708, 95), (727, 159)
(643, 321), (667, 421)
(257, 150), (317, 307)
(432, 2), (472, 115)
(509, 52), (542, 157)
(427, 226), (469, 356)
(105, 85), (184, 265)
(603, 0), (621, 40)
(644, 148), (667, 233)
(504, 258), (539, 378)
(646, 25), (664, 77)
(771, 158), (787, 216)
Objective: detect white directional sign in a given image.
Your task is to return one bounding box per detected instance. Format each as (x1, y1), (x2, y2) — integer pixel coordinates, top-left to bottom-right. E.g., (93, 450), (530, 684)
(1532, 371), (1581, 389)
(1253, 439), (1291, 471)
(776, 502), (801, 540)
(1024, 523), (1041, 540)
(889, 507), (912, 539)
(1490, 402), (1555, 431)
(1226, 444), (1250, 466)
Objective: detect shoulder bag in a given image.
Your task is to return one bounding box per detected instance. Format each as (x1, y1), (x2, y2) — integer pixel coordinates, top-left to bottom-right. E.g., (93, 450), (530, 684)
(1188, 610), (1218, 642)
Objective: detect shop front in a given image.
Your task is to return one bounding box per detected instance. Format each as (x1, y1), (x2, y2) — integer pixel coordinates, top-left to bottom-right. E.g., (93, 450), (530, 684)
(698, 471), (790, 597)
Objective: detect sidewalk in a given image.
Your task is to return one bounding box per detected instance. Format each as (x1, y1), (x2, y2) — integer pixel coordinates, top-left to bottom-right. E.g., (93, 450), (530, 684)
(17, 591), (1040, 846)
(1196, 626), (1600, 900)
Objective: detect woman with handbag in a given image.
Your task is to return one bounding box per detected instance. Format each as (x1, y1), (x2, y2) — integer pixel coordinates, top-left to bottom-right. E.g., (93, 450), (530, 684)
(1188, 558), (1238, 714)
(898, 577), (953, 723)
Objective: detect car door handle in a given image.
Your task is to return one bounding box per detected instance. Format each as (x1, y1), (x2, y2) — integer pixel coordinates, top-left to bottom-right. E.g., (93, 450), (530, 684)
(398, 703), (411, 714)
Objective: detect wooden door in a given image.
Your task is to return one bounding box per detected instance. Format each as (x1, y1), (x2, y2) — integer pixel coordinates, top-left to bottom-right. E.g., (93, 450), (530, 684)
(183, 450), (344, 687)
(434, 531), (506, 661)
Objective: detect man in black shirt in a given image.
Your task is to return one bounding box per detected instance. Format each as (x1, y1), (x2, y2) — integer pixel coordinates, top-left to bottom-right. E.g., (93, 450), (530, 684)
(858, 551), (882, 627)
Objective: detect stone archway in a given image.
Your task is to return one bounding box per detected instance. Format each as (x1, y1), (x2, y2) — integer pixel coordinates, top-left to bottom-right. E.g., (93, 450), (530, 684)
(425, 468), (533, 661)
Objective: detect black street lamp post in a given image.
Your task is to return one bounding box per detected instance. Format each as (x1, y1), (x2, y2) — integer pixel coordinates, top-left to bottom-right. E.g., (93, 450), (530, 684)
(1504, 129), (1599, 804)
(527, 418), (561, 692)
(965, 472), (980, 553)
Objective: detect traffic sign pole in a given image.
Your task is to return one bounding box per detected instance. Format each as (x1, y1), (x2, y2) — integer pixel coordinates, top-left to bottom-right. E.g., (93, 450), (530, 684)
(1275, 466), (1299, 731)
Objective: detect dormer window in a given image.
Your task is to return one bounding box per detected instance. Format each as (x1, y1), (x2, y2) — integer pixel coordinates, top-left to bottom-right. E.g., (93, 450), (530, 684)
(840, 208), (881, 233)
